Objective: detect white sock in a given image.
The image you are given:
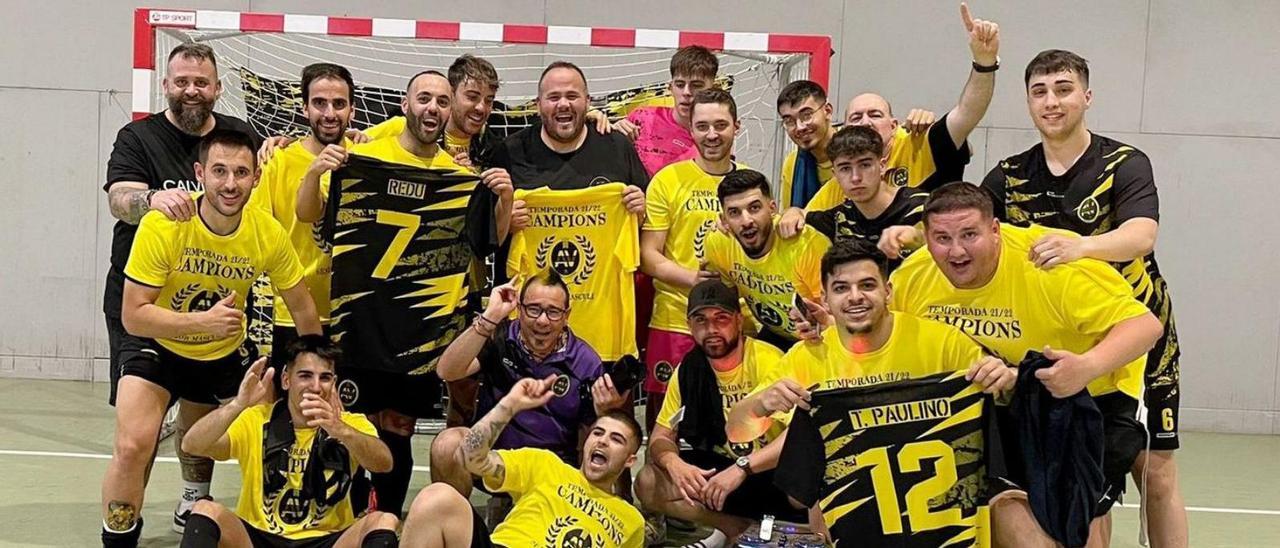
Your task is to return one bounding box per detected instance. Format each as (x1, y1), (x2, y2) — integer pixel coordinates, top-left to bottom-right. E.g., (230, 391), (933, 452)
(177, 481), (210, 512)
(103, 518), (137, 534)
(684, 529), (726, 548)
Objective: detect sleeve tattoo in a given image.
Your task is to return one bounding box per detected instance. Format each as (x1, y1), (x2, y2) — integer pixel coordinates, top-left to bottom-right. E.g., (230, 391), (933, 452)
(459, 403), (512, 484)
(108, 186), (151, 224)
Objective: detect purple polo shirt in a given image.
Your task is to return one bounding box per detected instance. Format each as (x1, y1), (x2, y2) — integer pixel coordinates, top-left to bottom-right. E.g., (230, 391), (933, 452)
(475, 320), (605, 464)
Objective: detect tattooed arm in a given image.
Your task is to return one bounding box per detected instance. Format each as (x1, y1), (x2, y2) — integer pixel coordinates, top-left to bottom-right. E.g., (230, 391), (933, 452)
(106, 182), (152, 224)
(458, 375), (558, 485)
(107, 181), (197, 223)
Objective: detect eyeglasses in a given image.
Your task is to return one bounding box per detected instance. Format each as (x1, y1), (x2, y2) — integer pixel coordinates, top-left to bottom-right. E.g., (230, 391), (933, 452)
(520, 304), (567, 321)
(781, 106), (825, 129)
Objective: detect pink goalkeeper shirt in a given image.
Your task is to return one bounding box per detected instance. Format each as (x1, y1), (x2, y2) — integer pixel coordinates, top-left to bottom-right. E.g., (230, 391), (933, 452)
(627, 106), (698, 178)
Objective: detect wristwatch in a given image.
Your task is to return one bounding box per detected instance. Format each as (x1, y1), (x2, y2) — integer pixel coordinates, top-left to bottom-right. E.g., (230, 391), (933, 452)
(144, 189), (157, 208)
(735, 455), (753, 475)
(973, 57), (1000, 73)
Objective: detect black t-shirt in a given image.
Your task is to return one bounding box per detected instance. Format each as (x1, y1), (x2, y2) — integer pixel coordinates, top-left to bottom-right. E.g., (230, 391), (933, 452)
(806, 186), (927, 270)
(489, 125), (649, 191)
(102, 111), (260, 316)
(980, 133), (1158, 234)
(776, 372), (1004, 547)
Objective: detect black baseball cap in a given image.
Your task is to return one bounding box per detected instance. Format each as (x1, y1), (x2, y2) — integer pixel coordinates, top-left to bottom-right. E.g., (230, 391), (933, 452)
(687, 280), (740, 317)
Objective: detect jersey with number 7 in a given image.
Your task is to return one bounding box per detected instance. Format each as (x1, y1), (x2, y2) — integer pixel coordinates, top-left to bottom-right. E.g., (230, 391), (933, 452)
(324, 141), (494, 375)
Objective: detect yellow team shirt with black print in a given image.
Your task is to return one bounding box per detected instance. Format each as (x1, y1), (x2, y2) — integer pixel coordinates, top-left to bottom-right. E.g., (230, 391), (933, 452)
(656, 338), (785, 458)
(124, 200), (305, 360)
(485, 448), (643, 548)
(643, 160), (748, 333)
(226, 404), (378, 539)
(701, 221), (829, 344)
(751, 312), (986, 424)
(507, 183), (640, 361)
(249, 139), (352, 326)
(890, 223), (1150, 399)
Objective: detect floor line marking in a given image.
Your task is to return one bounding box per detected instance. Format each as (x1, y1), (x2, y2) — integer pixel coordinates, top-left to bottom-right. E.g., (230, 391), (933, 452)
(4, 449), (1278, 516)
(0, 448), (431, 472)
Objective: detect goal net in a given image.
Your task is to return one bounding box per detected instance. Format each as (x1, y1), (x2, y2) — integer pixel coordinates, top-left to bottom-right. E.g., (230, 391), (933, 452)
(135, 9), (831, 183)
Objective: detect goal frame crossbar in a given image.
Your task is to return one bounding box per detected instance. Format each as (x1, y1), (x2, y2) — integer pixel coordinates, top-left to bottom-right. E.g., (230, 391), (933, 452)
(130, 7), (832, 122)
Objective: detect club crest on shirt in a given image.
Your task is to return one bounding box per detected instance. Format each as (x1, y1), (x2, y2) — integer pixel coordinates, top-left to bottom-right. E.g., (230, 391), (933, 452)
(588, 176), (612, 188)
(545, 516), (603, 548)
(337, 379), (359, 407)
(1076, 196), (1101, 223)
(654, 361), (674, 384)
(749, 299), (785, 328)
(171, 283), (232, 313)
(887, 167), (909, 188)
(536, 235), (596, 285)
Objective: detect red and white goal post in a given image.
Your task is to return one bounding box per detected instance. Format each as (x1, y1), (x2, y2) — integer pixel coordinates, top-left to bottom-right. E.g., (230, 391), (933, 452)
(132, 7), (831, 179)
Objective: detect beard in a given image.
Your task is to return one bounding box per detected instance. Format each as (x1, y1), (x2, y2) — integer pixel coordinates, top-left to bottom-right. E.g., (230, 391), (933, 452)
(699, 333), (740, 360)
(167, 95), (214, 135)
(406, 109), (444, 146)
(310, 118), (348, 146)
(740, 222), (773, 258)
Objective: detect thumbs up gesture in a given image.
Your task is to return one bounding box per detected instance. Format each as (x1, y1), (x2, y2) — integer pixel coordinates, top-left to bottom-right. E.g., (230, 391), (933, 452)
(961, 2), (1000, 67)
(202, 291), (245, 340)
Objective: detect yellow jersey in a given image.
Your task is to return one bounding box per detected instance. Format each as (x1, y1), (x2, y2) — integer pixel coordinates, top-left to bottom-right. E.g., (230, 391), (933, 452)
(890, 223), (1150, 398)
(226, 404), (377, 539)
(124, 200), (305, 360)
(806, 121), (972, 211)
(249, 139), (352, 326)
(643, 160), (747, 333)
(656, 338), (785, 458)
(701, 221), (829, 344)
(507, 183), (640, 361)
(754, 313), (986, 411)
(485, 448), (644, 548)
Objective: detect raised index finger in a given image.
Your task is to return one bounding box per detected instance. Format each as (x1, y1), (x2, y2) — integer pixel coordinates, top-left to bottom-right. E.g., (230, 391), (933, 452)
(960, 2), (975, 31)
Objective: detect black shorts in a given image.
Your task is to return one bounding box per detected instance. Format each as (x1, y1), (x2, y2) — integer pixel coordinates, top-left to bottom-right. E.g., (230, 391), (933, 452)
(680, 450), (807, 522)
(335, 365), (445, 419)
(469, 507), (498, 548)
(105, 314), (142, 406)
(1094, 392), (1146, 516)
(118, 336), (257, 405)
(1141, 323), (1181, 451)
(241, 520), (344, 548)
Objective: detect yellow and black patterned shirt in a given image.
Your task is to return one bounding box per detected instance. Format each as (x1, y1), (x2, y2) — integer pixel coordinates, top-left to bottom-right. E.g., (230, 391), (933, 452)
(776, 371), (1000, 547)
(325, 141), (492, 375)
(981, 134), (1178, 389)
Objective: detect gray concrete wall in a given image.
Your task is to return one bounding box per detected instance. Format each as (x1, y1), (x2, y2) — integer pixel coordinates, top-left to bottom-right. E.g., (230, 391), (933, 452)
(1, 0), (1274, 434)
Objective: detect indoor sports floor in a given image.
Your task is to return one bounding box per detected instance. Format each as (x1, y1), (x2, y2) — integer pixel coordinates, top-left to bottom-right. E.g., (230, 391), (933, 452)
(2, 377), (1276, 547)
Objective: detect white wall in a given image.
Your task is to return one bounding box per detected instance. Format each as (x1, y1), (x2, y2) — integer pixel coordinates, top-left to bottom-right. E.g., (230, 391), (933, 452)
(2, 0), (1275, 433)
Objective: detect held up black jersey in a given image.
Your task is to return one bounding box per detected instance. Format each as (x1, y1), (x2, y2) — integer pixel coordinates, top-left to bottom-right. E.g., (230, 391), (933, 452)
(325, 154), (491, 375)
(776, 371), (1003, 547)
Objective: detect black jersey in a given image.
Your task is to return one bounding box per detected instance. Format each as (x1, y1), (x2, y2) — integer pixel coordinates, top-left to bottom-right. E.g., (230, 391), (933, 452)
(807, 186), (928, 270)
(982, 134), (1179, 390)
(103, 111), (259, 315)
(776, 371), (1003, 547)
(325, 154), (491, 375)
